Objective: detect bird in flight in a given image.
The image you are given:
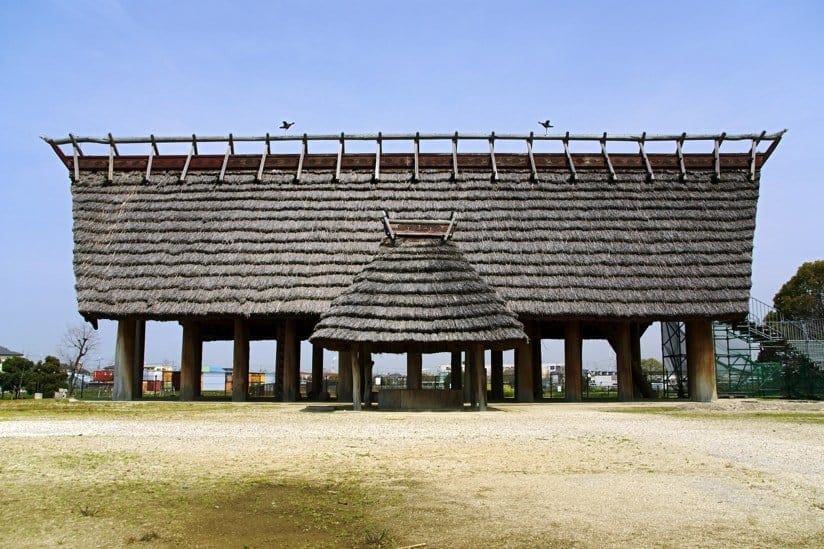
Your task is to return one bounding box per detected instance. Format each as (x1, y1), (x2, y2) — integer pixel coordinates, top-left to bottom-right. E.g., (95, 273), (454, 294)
(279, 121), (295, 132)
(539, 120), (554, 135)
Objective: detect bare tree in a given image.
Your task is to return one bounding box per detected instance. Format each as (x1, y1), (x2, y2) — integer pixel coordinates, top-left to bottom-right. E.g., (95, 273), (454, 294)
(59, 323), (99, 396)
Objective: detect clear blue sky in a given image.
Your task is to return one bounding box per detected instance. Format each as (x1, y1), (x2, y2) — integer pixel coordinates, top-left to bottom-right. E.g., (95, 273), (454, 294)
(1, 1), (821, 373)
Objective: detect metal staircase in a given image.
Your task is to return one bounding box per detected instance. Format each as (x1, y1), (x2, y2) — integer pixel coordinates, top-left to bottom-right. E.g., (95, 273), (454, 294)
(714, 297), (823, 398)
(662, 298), (823, 399)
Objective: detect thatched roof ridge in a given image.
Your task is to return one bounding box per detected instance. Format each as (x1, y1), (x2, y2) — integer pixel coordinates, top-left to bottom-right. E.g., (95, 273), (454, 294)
(70, 167), (759, 322)
(309, 239), (527, 352)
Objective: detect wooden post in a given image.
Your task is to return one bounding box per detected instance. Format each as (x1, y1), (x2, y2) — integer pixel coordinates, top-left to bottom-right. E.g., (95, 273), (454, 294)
(193, 330), (202, 399)
(616, 322), (633, 401)
(275, 324), (284, 399)
(630, 323), (653, 398)
(282, 319), (299, 402)
(407, 351), (422, 390)
(490, 350), (503, 400)
(471, 344), (487, 411)
(564, 321), (583, 402)
(466, 347), (477, 407)
(450, 352), (462, 390)
(687, 319), (717, 402)
(351, 349), (361, 411)
(311, 343), (324, 400)
(113, 318), (136, 401)
(531, 332), (543, 400)
(133, 319), (145, 399)
(515, 321), (534, 402)
(338, 350), (352, 401)
(232, 318), (249, 402)
(180, 321), (200, 401)
(360, 350), (373, 405)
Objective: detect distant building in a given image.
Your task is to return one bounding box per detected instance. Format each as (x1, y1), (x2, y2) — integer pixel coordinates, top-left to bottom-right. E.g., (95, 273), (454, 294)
(0, 345), (23, 371)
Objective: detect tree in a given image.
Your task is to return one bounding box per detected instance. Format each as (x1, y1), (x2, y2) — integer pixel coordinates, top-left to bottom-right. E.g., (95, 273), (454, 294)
(0, 356), (34, 399)
(640, 358), (663, 374)
(25, 356), (68, 398)
(59, 322), (99, 396)
(773, 260), (824, 320)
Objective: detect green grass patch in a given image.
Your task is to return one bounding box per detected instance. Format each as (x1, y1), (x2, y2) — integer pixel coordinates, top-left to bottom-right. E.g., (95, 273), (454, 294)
(606, 405), (824, 424)
(0, 399), (282, 421)
(0, 472), (397, 547)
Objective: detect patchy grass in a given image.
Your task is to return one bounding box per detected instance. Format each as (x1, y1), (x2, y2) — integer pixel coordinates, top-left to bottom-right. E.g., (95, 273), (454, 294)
(606, 405), (824, 424)
(0, 471), (397, 548)
(0, 399), (282, 421)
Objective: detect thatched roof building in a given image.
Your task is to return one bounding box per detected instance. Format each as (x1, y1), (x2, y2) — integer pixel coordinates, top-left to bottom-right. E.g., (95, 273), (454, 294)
(45, 130), (784, 406)
(310, 237), (527, 353)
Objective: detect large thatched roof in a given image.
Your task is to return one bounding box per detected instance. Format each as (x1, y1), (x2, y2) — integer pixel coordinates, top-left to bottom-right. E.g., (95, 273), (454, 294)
(70, 166), (759, 322)
(309, 237), (527, 352)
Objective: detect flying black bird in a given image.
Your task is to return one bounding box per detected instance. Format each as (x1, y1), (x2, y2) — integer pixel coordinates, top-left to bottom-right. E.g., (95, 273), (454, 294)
(539, 120), (554, 135)
(279, 121), (295, 131)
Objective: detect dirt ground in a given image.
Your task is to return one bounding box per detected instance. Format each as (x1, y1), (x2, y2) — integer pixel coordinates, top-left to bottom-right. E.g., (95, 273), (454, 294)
(0, 399), (822, 548)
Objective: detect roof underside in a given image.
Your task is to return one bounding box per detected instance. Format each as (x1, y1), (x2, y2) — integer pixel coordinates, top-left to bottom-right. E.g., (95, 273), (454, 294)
(71, 165), (758, 322)
(310, 238), (528, 352)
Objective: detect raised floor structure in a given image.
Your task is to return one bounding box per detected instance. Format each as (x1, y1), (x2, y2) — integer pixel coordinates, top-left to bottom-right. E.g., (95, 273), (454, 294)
(45, 130), (785, 407)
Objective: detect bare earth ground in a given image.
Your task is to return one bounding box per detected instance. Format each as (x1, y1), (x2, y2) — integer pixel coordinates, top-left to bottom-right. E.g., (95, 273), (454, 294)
(0, 399), (822, 548)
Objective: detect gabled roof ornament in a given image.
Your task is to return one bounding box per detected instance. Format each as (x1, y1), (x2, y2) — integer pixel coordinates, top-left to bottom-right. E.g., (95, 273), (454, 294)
(382, 211), (458, 243)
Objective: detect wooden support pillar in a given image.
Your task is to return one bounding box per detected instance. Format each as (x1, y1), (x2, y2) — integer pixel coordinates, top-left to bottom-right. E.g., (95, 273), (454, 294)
(337, 350), (352, 401)
(471, 344), (487, 411)
(275, 325), (284, 399)
(565, 321), (583, 402)
(232, 318), (249, 402)
(113, 318), (137, 401)
(351, 350), (361, 411)
(686, 319), (717, 402)
(193, 333), (202, 398)
(490, 350), (503, 400)
(450, 352), (462, 390)
(515, 321), (535, 402)
(282, 319), (299, 402)
(180, 321), (200, 401)
(407, 351), (422, 390)
(615, 322), (633, 401)
(531, 333), (543, 400)
(360, 350), (373, 405)
(311, 343), (324, 400)
(133, 320), (145, 399)
(466, 347), (477, 407)
(630, 323), (654, 398)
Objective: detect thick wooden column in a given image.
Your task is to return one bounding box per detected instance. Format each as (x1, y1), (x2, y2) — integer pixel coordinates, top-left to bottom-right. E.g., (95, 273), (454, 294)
(180, 321), (200, 401)
(471, 344), (487, 411)
(531, 333), (543, 400)
(282, 319), (299, 402)
(360, 351), (373, 404)
(466, 347), (477, 406)
(232, 318), (250, 402)
(514, 321), (534, 402)
(311, 343), (324, 400)
(351, 350), (361, 411)
(407, 351), (422, 390)
(337, 350), (352, 401)
(450, 352), (462, 390)
(133, 320), (145, 399)
(490, 350), (504, 400)
(274, 325), (284, 399)
(113, 318), (137, 401)
(564, 321), (583, 402)
(615, 322), (633, 401)
(687, 319), (717, 402)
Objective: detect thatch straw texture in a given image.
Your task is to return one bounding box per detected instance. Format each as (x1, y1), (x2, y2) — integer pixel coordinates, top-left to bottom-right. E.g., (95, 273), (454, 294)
(309, 238), (527, 352)
(71, 167), (758, 321)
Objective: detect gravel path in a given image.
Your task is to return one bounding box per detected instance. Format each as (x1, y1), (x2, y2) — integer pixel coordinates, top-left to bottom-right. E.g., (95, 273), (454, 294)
(1, 400), (822, 547)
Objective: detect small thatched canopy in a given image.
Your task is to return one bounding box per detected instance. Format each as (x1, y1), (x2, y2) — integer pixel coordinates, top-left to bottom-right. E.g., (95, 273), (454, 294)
(309, 237), (527, 353)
